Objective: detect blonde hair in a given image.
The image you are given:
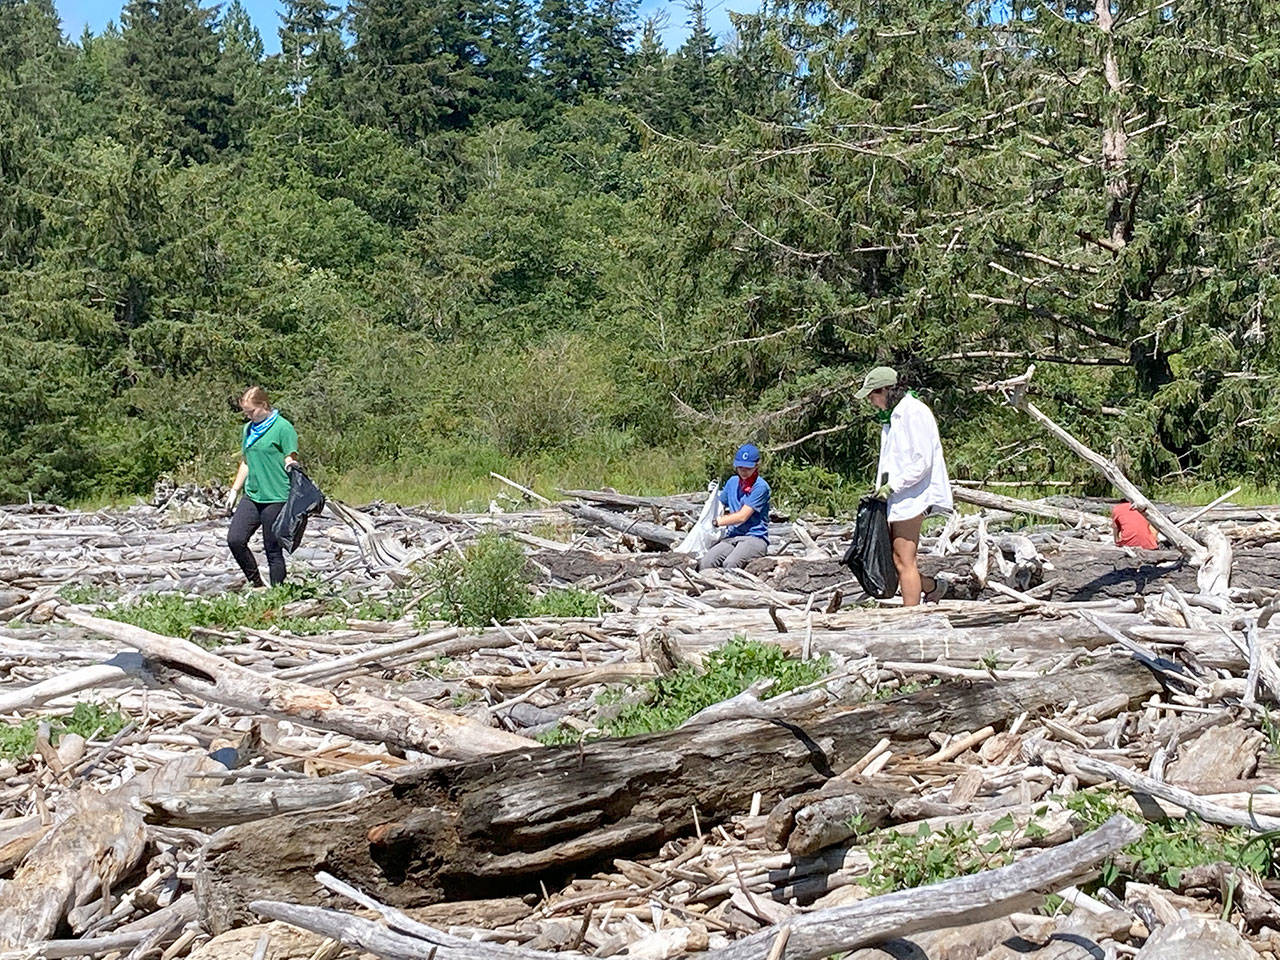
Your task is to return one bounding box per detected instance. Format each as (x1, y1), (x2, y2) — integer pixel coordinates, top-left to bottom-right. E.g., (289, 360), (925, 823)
(240, 386), (271, 409)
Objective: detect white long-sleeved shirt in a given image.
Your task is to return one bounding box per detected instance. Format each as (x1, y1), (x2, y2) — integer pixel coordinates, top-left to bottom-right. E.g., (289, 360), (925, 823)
(876, 393), (954, 523)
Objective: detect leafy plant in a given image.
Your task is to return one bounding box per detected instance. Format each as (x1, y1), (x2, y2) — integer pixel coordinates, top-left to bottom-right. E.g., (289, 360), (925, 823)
(541, 637), (830, 742)
(865, 813), (1024, 893)
(530, 587), (603, 618)
(1065, 789), (1276, 887)
(422, 534), (532, 627)
(58, 584), (119, 605)
(0, 702), (129, 761)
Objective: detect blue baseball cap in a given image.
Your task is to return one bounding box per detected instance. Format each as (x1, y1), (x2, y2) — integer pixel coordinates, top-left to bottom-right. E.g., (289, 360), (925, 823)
(733, 443), (761, 468)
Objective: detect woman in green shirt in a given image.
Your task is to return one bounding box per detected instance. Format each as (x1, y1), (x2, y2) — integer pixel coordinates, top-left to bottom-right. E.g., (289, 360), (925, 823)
(226, 386), (299, 587)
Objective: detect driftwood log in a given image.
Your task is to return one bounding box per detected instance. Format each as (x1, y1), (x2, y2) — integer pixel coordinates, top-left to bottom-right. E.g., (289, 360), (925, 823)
(245, 816), (1141, 960)
(0, 755), (221, 947)
(705, 815), (1143, 960)
(196, 659), (1160, 931)
(560, 502), (681, 549)
(59, 607), (536, 760)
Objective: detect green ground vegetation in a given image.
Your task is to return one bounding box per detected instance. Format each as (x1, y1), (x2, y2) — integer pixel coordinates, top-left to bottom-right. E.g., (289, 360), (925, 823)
(0, 702), (129, 761)
(539, 636), (830, 743)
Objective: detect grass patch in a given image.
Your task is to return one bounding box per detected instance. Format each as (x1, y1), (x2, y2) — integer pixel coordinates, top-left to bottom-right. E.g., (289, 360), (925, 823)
(530, 587), (603, 618)
(0, 702), (129, 761)
(100, 581), (399, 640)
(326, 434), (707, 512)
(1066, 788), (1276, 887)
(538, 637), (830, 743)
(1150, 479), (1280, 509)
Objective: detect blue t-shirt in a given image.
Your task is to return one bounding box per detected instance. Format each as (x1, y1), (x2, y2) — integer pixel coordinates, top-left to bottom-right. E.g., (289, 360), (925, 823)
(720, 475), (770, 541)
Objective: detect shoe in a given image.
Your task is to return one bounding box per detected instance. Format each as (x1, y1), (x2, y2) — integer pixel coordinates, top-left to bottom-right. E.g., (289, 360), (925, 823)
(923, 575), (950, 603)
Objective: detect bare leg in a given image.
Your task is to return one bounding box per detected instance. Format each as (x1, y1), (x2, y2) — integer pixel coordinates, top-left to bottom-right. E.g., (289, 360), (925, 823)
(890, 515), (936, 607)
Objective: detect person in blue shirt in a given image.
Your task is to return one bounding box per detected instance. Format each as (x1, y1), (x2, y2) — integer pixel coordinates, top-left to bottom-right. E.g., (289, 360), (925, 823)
(698, 443), (771, 571)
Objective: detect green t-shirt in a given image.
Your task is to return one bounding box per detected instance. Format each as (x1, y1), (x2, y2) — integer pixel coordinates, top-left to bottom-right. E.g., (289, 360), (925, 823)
(242, 414), (298, 503)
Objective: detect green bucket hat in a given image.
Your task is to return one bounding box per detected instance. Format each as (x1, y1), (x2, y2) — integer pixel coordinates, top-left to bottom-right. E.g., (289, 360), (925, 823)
(854, 366), (898, 400)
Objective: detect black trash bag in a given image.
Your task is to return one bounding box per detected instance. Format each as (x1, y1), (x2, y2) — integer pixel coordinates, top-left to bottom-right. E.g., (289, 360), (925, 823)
(272, 466), (326, 554)
(841, 495), (899, 599)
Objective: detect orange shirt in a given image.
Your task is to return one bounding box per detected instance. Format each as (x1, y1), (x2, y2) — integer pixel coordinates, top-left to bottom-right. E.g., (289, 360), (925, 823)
(1112, 502), (1158, 549)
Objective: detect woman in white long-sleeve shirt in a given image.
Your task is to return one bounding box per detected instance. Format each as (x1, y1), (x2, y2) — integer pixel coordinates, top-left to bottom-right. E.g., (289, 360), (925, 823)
(854, 366), (953, 606)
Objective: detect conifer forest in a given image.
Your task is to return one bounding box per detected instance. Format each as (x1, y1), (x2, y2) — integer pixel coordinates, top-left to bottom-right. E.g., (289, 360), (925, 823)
(2, 0), (1277, 502)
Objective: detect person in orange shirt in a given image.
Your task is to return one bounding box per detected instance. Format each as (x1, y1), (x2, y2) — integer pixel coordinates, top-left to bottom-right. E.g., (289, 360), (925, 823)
(1112, 502), (1158, 549)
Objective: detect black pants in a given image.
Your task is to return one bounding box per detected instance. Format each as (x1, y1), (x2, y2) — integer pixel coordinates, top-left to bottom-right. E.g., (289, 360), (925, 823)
(227, 499), (286, 587)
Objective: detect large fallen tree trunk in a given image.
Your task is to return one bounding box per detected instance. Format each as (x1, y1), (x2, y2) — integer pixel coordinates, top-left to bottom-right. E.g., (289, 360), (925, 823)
(247, 816), (1141, 960)
(196, 658), (1160, 932)
(59, 607), (536, 761)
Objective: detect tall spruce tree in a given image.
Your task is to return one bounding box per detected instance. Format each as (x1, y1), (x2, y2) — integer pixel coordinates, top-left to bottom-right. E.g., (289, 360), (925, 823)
(277, 0), (344, 108)
(620, 15), (671, 127)
(669, 0), (718, 134)
(219, 0), (268, 138)
(0, 0), (70, 271)
(476, 0), (543, 121)
(536, 0), (632, 101)
(347, 0), (488, 139)
(121, 0), (236, 160)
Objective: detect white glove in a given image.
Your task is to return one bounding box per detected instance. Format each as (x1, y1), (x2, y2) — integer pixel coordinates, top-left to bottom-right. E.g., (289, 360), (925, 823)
(224, 489), (239, 513)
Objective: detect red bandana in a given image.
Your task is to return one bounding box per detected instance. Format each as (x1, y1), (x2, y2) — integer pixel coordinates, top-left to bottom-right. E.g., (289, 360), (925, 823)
(739, 469), (759, 495)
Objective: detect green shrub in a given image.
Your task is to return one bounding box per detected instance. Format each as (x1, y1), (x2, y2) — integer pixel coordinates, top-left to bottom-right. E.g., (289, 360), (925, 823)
(423, 534), (531, 626)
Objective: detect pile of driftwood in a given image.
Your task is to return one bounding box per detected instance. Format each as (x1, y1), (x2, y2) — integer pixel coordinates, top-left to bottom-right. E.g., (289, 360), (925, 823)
(2, 467), (1280, 960)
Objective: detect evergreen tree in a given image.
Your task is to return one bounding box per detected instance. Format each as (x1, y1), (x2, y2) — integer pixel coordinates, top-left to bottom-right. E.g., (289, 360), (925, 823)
(669, 0), (717, 134)
(475, 0), (544, 122)
(276, 0), (344, 108)
(0, 0), (70, 270)
(620, 15), (671, 127)
(347, 0), (488, 139)
(536, 0), (633, 101)
(121, 0), (237, 160)
(219, 0), (269, 138)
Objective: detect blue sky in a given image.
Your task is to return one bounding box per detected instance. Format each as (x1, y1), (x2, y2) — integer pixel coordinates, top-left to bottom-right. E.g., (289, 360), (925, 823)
(54, 0), (742, 54)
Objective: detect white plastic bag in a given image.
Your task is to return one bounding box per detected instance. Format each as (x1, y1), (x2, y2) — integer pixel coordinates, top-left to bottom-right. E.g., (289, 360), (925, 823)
(674, 480), (723, 557)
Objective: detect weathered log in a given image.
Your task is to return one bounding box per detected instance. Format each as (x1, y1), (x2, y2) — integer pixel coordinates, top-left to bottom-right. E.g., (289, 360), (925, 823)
(950, 487), (1111, 529)
(1074, 754), (1280, 832)
(59, 607), (536, 760)
(560, 502), (680, 549)
(247, 817), (1139, 960)
(558, 488), (703, 513)
(196, 659), (1159, 931)
(706, 815), (1142, 960)
(0, 815), (50, 875)
(0, 656), (139, 713)
(0, 755), (218, 947)
(142, 770), (389, 829)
